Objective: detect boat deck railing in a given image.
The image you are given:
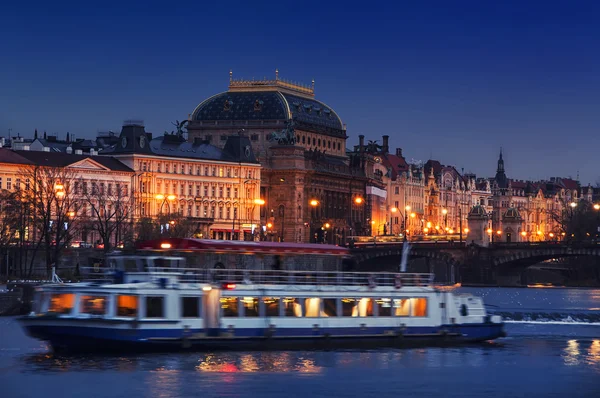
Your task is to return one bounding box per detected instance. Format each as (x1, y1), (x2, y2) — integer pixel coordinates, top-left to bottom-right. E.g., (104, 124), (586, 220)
(79, 267), (435, 287)
(164, 268), (434, 287)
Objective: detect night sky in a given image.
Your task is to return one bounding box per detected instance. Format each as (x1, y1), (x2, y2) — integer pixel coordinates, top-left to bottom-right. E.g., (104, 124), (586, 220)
(2, 1), (599, 184)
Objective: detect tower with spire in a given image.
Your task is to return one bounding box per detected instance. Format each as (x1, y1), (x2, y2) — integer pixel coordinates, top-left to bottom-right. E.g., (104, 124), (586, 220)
(494, 148), (508, 191)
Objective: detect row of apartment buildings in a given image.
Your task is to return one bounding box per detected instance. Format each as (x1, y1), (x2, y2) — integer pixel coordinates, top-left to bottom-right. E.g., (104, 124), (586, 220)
(1, 73), (598, 246)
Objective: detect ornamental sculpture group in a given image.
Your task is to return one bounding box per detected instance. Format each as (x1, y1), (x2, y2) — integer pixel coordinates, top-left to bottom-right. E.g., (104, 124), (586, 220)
(267, 121), (296, 145)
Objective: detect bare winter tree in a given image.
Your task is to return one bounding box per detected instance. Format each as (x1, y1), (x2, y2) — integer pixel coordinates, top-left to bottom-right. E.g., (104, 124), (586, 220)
(0, 189), (37, 276)
(79, 178), (135, 252)
(19, 165), (80, 276)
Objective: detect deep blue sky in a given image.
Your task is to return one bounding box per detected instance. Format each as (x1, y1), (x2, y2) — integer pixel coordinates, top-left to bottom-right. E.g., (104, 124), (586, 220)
(2, 1), (599, 184)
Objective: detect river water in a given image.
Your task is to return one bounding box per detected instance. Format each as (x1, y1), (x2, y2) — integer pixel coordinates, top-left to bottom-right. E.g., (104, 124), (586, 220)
(1, 287), (599, 398)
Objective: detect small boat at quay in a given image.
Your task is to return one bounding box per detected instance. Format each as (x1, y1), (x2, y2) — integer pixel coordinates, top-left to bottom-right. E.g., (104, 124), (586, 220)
(18, 252), (505, 353)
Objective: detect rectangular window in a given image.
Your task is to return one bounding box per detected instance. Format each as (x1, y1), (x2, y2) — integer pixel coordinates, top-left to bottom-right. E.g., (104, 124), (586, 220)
(375, 298), (392, 316)
(211, 186), (216, 197)
(263, 297), (280, 317)
(357, 298), (374, 317)
(204, 186), (208, 197)
(188, 185), (192, 196)
(7, 178), (12, 190)
(145, 296), (164, 318)
(0, 177), (2, 189)
(322, 299), (337, 317)
(304, 298), (321, 317)
(48, 293), (75, 314)
(393, 298), (410, 316)
(242, 297), (259, 317)
(80, 295), (108, 315)
(221, 297), (239, 317)
(226, 187), (231, 198)
(219, 187), (223, 197)
(204, 166), (209, 176)
(182, 297), (200, 318)
(411, 298), (428, 317)
(341, 298), (358, 316)
(283, 298), (302, 317)
(116, 295), (137, 317)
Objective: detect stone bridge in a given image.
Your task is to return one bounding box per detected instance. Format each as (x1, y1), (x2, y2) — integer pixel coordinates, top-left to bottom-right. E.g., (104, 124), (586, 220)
(350, 242), (600, 284)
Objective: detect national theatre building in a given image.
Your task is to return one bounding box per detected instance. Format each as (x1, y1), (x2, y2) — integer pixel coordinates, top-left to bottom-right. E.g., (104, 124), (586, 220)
(187, 71), (370, 244)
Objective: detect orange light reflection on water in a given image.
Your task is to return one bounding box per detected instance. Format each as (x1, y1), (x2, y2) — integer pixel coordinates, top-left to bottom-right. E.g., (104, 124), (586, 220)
(195, 353), (323, 374)
(563, 339), (580, 366)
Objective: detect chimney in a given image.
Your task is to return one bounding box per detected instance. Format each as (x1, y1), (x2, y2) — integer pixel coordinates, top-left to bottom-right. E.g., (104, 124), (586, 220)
(75, 149), (83, 155)
(66, 146), (73, 154)
(396, 148), (403, 157)
(43, 147), (50, 152)
(359, 135), (365, 153)
(382, 135), (389, 154)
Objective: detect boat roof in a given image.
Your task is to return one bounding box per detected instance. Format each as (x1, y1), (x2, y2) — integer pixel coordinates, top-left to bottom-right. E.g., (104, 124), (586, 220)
(135, 238), (350, 256)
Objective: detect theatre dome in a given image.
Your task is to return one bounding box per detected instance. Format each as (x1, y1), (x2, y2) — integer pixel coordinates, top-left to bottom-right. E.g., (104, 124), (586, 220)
(191, 72), (345, 136)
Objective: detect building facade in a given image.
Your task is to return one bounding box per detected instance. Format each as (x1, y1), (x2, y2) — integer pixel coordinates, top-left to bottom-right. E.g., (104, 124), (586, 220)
(187, 72), (366, 244)
(102, 122), (262, 241)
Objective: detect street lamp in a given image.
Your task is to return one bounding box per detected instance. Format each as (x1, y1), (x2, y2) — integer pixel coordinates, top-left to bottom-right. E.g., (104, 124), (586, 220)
(251, 198), (265, 240)
(390, 207), (398, 236)
(442, 208), (448, 230)
(156, 194), (176, 215)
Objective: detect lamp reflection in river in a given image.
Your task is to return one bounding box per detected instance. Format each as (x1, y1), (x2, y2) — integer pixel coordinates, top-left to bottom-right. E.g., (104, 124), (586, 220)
(588, 340), (600, 365)
(195, 352), (322, 374)
(563, 339), (580, 366)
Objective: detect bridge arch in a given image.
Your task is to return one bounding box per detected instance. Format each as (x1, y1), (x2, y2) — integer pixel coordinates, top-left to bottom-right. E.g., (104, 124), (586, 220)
(351, 246), (463, 271)
(493, 246), (600, 269)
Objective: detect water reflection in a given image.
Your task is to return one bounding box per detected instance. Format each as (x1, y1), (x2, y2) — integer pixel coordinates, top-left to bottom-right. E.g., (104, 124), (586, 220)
(563, 339), (580, 366)
(586, 340), (600, 366)
(195, 352), (323, 374)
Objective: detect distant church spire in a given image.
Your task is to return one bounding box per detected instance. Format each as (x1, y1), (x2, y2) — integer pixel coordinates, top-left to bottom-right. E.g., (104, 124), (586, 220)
(34, 129), (38, 139)
(494, 147), (508, 190)
(497, 148), (505, 173)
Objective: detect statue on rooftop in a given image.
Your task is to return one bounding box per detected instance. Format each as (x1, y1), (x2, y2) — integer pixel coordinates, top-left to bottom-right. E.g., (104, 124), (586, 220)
(267, 120), (296, 145)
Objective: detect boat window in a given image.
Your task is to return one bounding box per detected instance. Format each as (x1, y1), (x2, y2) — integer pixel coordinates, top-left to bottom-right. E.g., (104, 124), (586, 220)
(80, 295), (108, 315)
(116, 295), (138, 317)
(283, 298), (302, 317)
(263, 297), (280, 317)
(124, 258), (138, 272)
(145, 296), (165, 318)
(411, 298), (428, 317)
(182, 296), (201, 318)
(393, 299), (410, 316)
(322, 299), (337, 317)
(357, 298), (374, 317)
(242, 297), (259, 317)
(48, 293), (75, 314)
(341, 298), (358, 317)
(304, 298), (321, 317)
(375, 298), (392, 316)
(221, 297), (239, 317)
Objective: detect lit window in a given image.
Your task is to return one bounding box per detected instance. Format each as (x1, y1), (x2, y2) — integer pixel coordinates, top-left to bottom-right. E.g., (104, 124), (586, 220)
(80, 295), (108, 315)
(48, 293), (75, 314)
(116, 295), (137, 317)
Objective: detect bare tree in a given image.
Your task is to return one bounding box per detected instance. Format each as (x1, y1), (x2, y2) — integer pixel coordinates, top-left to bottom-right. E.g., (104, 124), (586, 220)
(79, 178), (135, 252)
(19, 165), (80, 276)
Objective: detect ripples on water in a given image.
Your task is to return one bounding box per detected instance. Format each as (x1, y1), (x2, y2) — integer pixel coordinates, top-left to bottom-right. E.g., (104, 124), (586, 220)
(1, 287), (600, 397)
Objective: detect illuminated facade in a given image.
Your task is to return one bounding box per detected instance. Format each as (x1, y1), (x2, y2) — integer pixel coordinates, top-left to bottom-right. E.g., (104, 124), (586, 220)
(187, 72), (365, 244)
(102, 122), (262, 240)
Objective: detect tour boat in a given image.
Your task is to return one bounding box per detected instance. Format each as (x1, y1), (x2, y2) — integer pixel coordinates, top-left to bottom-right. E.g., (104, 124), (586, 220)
(18, 254), (506, 353)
